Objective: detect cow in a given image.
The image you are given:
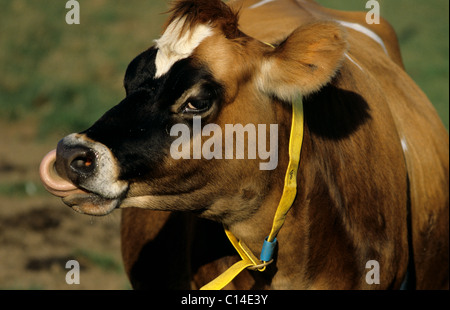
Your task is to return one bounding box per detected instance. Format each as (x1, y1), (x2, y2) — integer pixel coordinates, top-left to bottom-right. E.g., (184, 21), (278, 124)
(39, 0), (448, 289)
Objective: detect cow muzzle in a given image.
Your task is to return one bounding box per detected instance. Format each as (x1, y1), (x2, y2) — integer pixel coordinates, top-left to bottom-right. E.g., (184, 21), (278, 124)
(39, 133), (128, 216)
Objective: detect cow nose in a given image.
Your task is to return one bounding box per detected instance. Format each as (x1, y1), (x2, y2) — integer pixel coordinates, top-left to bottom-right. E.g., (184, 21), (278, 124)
(55, 139), (97, 185)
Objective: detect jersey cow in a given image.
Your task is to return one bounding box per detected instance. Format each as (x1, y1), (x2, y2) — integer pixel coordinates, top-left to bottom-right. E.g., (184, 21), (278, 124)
(39, 0), (449, 289)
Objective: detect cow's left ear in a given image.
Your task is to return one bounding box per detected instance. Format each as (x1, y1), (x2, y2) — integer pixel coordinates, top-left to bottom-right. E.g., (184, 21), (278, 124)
(256, 22), (348, 101)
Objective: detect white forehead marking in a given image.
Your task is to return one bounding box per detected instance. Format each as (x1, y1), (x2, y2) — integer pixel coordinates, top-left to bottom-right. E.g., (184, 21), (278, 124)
(250, 0), (275, 9)
(154, 17), (213, 78)
(336, 20), (388, 55)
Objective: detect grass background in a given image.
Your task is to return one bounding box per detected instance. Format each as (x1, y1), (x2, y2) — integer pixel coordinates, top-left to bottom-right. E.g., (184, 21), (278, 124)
(0, 0), (448, 135)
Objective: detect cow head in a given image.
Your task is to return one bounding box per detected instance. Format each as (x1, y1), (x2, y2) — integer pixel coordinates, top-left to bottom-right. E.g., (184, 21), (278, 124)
(40, 0), (347, 223)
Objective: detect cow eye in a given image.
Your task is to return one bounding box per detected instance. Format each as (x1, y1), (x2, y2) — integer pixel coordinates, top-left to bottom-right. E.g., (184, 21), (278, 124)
(183, 98), (212, 114)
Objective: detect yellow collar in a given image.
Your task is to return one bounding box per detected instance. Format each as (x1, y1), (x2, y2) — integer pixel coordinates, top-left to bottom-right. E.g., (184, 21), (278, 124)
(200, 96), (305, 290)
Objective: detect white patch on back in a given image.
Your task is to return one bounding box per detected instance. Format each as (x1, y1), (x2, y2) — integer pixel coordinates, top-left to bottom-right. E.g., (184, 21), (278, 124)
(154, 17), (213, 78)
(336, 20), (388, 55)
(250, 0), (275, 9)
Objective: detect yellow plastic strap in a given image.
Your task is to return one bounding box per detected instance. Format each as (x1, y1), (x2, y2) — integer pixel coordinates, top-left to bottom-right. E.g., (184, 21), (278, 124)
(267, 97), (304, 242)
(199, 228), (263, 290)
(199, 259), (253, 290)
(200, 97), (304, 290)
(224, 229), (262, 266)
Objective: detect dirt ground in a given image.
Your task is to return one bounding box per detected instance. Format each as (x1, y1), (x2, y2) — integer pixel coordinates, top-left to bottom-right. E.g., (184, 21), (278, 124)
(0, 118), (131, 290)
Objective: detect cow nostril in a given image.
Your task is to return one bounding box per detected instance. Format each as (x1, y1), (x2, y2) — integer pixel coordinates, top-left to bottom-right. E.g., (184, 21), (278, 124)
(55, 138), (99, 186)
(70, 152), (96, 175)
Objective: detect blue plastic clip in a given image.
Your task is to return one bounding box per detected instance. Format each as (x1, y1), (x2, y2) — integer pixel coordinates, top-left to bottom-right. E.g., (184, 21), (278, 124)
(260, 237), (277, 262)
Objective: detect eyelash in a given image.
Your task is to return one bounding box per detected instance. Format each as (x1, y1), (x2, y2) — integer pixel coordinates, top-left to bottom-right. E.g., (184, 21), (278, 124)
(183, 99), (212, 114)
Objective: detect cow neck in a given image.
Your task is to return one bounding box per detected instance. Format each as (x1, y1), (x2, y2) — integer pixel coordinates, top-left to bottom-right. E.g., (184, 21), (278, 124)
(200, 96), (305, 290)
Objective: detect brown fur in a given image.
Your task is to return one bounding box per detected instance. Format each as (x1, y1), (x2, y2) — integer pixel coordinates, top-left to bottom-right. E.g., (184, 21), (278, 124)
(121, 0), (448, 289)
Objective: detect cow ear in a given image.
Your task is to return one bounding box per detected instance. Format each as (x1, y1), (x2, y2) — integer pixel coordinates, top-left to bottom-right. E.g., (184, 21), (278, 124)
(257, 22), (348, 101)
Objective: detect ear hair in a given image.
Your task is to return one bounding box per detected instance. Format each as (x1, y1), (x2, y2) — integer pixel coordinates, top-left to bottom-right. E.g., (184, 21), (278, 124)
(257, 22), (348, 101)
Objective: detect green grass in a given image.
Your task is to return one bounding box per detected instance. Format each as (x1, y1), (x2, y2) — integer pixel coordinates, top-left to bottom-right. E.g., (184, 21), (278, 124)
(0, 283), (45, 290)
(72, 248), (123, 273)
(0, 0), (448, 132)
(0, 0), (169, 136)
(0, 181), (47, 197)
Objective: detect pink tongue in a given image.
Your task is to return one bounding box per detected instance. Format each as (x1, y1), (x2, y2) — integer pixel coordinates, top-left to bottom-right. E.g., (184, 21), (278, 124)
(39, 149), (87, 198)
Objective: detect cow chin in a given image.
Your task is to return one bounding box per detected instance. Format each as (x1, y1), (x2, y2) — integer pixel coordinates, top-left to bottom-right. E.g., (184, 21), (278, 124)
(62, 192), (121, 216)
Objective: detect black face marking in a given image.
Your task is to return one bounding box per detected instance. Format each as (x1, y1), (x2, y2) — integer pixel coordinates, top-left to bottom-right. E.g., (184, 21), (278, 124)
(123, 48), (158, 94)
(82, 47), (224, 181)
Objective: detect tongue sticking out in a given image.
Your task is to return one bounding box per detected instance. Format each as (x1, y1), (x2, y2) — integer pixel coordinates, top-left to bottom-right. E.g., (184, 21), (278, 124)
(39, 149), (121, 216)
(39, 149), (87, 198)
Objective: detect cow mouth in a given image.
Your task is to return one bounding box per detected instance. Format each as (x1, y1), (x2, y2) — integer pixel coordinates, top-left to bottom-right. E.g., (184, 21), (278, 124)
(39, 149), (121, 216)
